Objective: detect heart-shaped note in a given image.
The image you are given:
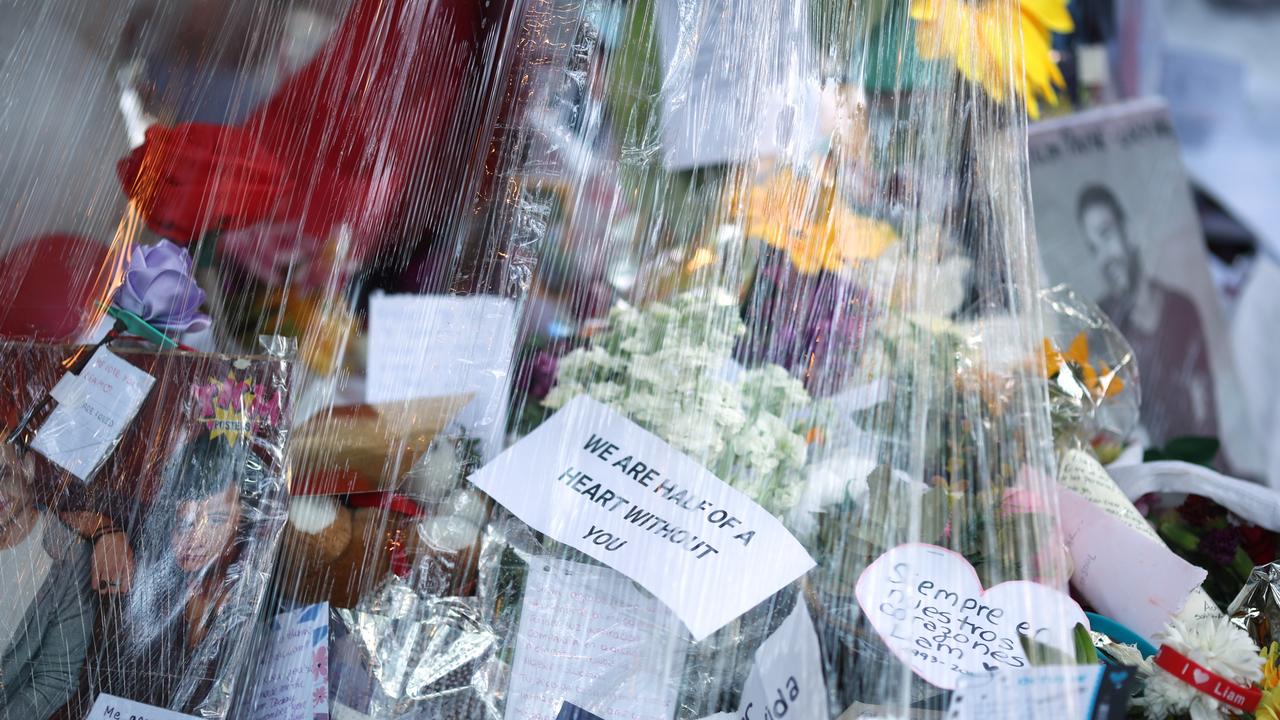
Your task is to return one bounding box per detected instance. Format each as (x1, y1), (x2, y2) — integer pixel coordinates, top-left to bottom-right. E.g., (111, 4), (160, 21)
(855, 543), (1089, 690)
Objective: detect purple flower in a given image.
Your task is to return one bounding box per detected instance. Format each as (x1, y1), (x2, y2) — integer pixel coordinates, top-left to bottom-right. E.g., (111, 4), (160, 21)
(737, 249), (870, 396)
(1200, 526), (1242, 566)
(515, 349), (561, 402)
(113, 240), (210, 333)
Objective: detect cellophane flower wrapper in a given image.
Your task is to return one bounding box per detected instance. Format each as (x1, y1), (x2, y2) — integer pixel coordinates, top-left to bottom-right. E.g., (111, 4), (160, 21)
(0, 337), (293, 718)
(0, 0), (1085, 718)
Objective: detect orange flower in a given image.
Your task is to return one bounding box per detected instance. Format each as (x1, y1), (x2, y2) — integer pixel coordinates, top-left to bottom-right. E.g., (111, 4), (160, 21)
(1043, 332), (1125, 400)
(737, 169), (897, 274)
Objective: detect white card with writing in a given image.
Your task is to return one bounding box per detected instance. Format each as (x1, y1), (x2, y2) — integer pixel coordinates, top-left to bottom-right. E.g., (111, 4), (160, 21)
(1058, 486), (1205, 640)
(733, 601), (829, 720)
(504, 557), (683, 720)
(32, 347), (154, 481)
(469, 395), (816, 640)
(854, 543), (1089, 690)
(247, 603), (330, 720)
(85, 693), (199, 720)
(945, 666), (1115, 720)
(366, 293), (517, 457)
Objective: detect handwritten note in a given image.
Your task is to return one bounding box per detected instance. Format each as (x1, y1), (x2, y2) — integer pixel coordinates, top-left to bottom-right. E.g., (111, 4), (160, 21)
(855, 544), (1089, 690)
(468, 395), (815, 640)
(946, 665), (1136, 720)
(85, 693), (199, 720)
(505, 558), (683, 720)
(367, 293), (517, 457)
(1060, 450), (1222, 625)
(1058, 487), (1205, 640)
(1058, 450), (1160, 542)
(247, 603), (330, 720)
(31, 347), (154, 481)
(713, 601), (829, 720)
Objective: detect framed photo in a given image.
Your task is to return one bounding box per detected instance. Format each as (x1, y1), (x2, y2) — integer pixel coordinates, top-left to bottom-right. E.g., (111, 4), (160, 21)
(1028, 99), (1263, 475)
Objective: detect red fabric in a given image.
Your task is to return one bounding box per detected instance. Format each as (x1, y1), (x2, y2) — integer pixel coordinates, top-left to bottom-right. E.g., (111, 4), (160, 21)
(0, 234), (113, 341)
(118, 0), (480, 269)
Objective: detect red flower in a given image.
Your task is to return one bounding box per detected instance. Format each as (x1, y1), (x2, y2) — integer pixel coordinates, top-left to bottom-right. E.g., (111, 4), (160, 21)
(1240, 525), (1277, 567)
(1177, 494), (1223, 528)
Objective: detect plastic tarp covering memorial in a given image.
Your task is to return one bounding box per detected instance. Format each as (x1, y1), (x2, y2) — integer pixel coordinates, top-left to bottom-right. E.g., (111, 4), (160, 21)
(0, 0), (1110, 718)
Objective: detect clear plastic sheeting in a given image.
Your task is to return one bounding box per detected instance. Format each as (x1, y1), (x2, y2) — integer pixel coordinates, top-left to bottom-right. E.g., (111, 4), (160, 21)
(0, 0), (1091, 718)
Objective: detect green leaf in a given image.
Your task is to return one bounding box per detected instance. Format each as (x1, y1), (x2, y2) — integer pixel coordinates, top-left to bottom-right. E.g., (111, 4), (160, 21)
(1144, 436), (1220, 467)
(105, 306), (178, 349)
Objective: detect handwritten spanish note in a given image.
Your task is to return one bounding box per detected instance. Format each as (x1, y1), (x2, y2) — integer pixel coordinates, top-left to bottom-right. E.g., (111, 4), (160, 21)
(468, 395), (815, 640)
(695, 601), (829, 720)
(505, 558), (683, 720)
(855, 543), (1089, 690)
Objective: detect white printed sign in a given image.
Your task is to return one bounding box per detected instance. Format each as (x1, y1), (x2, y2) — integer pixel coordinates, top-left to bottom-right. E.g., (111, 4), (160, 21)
(505, 557), (683, 720)
(468, 395), (815, 640)
(854, 544), (1089, 690)
(722, 601), (829, 720)
(247, 603), (330, 720)
(32, 347), (154, 481)
(85, 693), (198, 720)
(366, 293), (517, 457)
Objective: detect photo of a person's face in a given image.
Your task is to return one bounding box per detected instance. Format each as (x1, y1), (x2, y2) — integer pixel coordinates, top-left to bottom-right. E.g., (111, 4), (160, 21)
(1078, 186), (1139, 300)
(172, 483), (240, 574)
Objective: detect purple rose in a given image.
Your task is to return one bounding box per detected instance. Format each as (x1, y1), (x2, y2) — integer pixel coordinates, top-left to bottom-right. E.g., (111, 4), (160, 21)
(113, 240), (210, 333)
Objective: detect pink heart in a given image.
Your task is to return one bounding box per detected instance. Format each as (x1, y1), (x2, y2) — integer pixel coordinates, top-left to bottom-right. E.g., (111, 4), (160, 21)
(855, 543), (1090, 690)
(1192, 669), (1211, 686)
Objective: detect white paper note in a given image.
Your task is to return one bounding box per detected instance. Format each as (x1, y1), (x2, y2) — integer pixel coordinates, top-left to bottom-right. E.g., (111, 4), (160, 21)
(854, 543), (1089, 690)
(247, 603), (330, 720)
(504, 558), (684, 720)
(732, 601), (829, 720)
(85, 693), (199, 720)
(654, 0), (822, 170)
(945, 666), (1125, 720)
(468, 395), (816, 640)
(1058, 487), (1205, 640)
(366, 293), (517, 457)
(31, 347), (154, 481)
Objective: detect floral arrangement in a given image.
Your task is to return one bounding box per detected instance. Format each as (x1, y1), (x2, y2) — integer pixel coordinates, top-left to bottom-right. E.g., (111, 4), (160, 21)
(1137, 494), (1278, 611)
(1134, 616), (1272, 720)
(541, 288), (815, 517)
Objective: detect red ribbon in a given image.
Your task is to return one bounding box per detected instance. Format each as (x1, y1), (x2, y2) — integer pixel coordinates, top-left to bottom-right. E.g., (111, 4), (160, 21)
(1154, 645), (1262, 713)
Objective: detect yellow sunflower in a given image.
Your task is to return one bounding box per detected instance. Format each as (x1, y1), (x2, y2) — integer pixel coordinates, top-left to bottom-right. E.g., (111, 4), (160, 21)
(736, 168), (897, 274)
(911, 0), (1074, 118)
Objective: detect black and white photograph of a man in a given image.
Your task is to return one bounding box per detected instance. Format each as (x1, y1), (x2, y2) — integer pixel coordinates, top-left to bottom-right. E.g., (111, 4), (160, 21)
(1075, 182), (1219, 442)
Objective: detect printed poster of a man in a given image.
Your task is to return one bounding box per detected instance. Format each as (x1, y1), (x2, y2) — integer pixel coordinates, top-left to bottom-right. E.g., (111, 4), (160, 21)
(1028, 99), (1263, 475)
